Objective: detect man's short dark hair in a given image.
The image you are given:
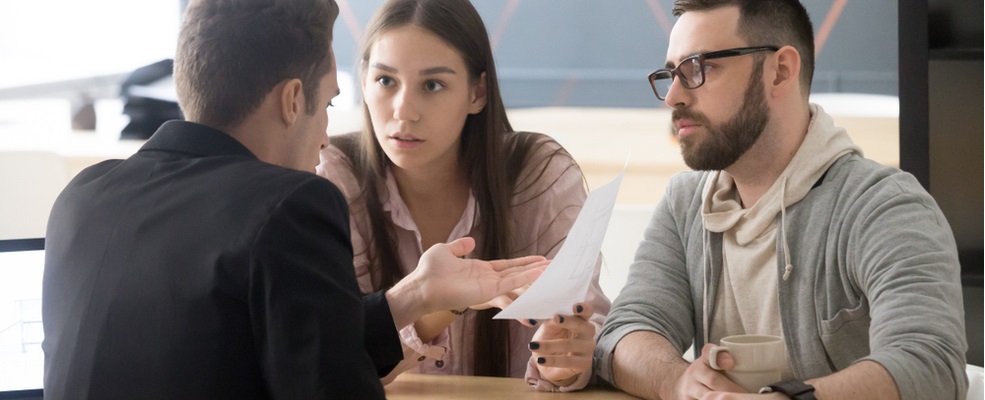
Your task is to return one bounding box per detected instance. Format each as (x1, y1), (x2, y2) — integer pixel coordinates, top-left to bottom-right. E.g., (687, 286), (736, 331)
(673, 0), (815, 92)
(174, 0), (340, 129)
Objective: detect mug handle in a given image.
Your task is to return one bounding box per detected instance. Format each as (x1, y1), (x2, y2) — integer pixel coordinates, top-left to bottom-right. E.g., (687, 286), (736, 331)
(709, 345), (729, 370)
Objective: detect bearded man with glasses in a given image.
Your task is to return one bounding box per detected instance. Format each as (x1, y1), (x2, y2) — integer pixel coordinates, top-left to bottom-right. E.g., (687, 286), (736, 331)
(594, 1), (968, 399)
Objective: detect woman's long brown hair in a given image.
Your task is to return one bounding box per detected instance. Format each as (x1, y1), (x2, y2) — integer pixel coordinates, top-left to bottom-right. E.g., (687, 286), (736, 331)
(336, 0), (574, 377)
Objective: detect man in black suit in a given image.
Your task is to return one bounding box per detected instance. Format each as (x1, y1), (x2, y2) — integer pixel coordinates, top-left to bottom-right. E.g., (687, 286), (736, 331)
(41, 0), (546, 398)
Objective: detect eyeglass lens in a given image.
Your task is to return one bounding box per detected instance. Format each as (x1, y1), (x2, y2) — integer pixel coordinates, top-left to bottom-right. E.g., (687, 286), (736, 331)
(650, 57), (703, 100)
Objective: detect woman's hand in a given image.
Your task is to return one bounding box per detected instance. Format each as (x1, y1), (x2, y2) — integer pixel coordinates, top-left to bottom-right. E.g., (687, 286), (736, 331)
(528, 302), (597, 387)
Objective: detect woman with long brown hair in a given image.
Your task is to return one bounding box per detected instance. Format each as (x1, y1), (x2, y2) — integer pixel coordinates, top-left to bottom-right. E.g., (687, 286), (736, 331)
(317, 0), (609, 390)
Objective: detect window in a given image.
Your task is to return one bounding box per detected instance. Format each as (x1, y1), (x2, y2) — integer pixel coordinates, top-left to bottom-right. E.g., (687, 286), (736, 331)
(0, 1), (179, 92)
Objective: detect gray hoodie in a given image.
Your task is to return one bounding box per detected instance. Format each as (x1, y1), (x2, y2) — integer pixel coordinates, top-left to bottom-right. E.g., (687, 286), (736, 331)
(701, 105), (861, 378)
(595, 105), (968, 400)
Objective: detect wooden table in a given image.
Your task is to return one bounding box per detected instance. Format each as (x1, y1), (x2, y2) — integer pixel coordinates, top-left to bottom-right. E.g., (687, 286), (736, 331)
(385, 373), (641, 399)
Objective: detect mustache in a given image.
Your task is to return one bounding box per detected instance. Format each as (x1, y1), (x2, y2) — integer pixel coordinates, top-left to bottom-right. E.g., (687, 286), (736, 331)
(671, 108), (711, 126)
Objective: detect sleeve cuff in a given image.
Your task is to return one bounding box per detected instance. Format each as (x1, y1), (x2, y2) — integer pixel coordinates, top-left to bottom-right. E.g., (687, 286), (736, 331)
(595, 325), (661, 385)
(398, 323), (448, 361)
(363, 291), (404, 377)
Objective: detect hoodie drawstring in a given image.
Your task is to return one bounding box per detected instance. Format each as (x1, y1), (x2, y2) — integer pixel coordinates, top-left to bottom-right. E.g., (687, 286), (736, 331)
(779, 176), (794, 281)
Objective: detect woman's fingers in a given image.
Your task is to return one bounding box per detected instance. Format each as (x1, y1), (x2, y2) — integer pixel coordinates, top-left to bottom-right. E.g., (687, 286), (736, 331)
(533, 353), (593, 371)
(571, 302), (593, 320)
(528, 302), (599, 386)
(529, 337), (596, 356)
(531, 337), (595, 372)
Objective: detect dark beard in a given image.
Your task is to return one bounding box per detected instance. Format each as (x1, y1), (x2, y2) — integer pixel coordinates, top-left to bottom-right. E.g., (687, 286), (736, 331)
(674, 61), (770, 171)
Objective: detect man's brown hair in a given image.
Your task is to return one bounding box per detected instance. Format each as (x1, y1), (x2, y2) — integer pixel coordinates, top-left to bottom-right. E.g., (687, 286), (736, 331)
(174, 0), (340, 129)
(673, 0), (815, 92)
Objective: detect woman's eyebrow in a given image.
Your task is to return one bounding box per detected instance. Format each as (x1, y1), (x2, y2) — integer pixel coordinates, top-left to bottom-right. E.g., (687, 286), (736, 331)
(369, 62), (397, 73)
(419, 66), (456, 76)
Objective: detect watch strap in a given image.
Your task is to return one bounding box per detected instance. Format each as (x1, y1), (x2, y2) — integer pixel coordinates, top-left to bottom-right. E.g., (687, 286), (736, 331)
(758, 379), (816, 400)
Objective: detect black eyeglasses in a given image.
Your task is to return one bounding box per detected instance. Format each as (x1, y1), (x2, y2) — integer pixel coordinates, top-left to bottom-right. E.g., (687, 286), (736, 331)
(647, 46), (779, 100)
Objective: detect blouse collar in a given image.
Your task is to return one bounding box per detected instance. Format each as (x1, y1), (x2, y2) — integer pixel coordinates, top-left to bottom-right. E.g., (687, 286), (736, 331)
(381, 166), (479, 250)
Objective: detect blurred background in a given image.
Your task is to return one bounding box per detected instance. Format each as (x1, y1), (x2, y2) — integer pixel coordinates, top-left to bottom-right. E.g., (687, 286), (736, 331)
(0, 1), (980, 393)
(0, 0), (898, 114)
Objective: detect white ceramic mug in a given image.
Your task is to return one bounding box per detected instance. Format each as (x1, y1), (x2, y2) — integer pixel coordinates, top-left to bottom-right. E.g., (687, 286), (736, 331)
(709, 334), (785, 392)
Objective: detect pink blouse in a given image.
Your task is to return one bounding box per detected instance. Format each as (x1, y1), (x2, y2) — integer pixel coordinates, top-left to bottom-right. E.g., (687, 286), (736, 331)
(316, 135), (610, 391)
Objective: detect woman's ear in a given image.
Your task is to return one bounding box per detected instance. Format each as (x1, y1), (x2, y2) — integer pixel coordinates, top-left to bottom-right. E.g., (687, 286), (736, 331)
(279, 78), (305, 126)
(469, 72), (488, 114)
(770, 45), (802, 97)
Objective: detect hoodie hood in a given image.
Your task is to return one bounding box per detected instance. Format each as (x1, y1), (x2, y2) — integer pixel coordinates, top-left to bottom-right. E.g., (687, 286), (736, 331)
(701, 104), (862, 279)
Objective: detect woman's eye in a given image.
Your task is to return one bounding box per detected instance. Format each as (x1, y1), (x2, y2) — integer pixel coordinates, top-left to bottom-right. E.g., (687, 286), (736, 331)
(424, 80), (445, 92)
(376, 76), (395, 87)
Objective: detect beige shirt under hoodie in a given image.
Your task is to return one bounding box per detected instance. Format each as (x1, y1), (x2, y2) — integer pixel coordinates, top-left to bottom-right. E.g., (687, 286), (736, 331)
(701, 104), (862, 379)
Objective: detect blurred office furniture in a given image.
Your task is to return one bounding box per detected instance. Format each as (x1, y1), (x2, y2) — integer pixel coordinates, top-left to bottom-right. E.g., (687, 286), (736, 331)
(899, 0), (983, 366)
(0, 151), (69, 240)
(70, 94), (97, 131)
(119, 59), (181, 140)
(968, 364), (984, 400)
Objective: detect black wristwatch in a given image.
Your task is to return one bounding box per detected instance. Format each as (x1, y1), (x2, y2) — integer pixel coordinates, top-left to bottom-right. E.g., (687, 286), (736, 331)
(758, 380), (816, 399)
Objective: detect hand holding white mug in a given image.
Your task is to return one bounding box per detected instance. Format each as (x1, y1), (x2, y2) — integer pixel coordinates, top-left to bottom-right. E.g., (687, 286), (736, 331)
(709, 334), (786, 393)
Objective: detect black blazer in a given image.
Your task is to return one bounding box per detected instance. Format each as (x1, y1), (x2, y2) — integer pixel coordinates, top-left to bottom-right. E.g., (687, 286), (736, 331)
(42, 121), (400, 399)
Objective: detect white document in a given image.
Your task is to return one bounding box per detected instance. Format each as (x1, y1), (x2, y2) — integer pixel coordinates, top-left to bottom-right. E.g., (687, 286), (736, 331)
(494, 171), (623, 320)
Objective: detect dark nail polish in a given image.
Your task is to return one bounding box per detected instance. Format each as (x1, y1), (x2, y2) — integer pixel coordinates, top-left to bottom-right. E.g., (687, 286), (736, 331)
(558, 316), (565, 323)
(529, 342), (540, 350)
(576, 305), (584, 313)
(537, 357), (546, 364)
(528, 319), (538, 325)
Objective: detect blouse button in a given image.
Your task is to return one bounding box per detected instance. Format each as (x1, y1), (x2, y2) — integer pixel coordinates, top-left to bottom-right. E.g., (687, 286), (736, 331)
(434, 360), (445, 368)
(417, 356), (426, 362)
